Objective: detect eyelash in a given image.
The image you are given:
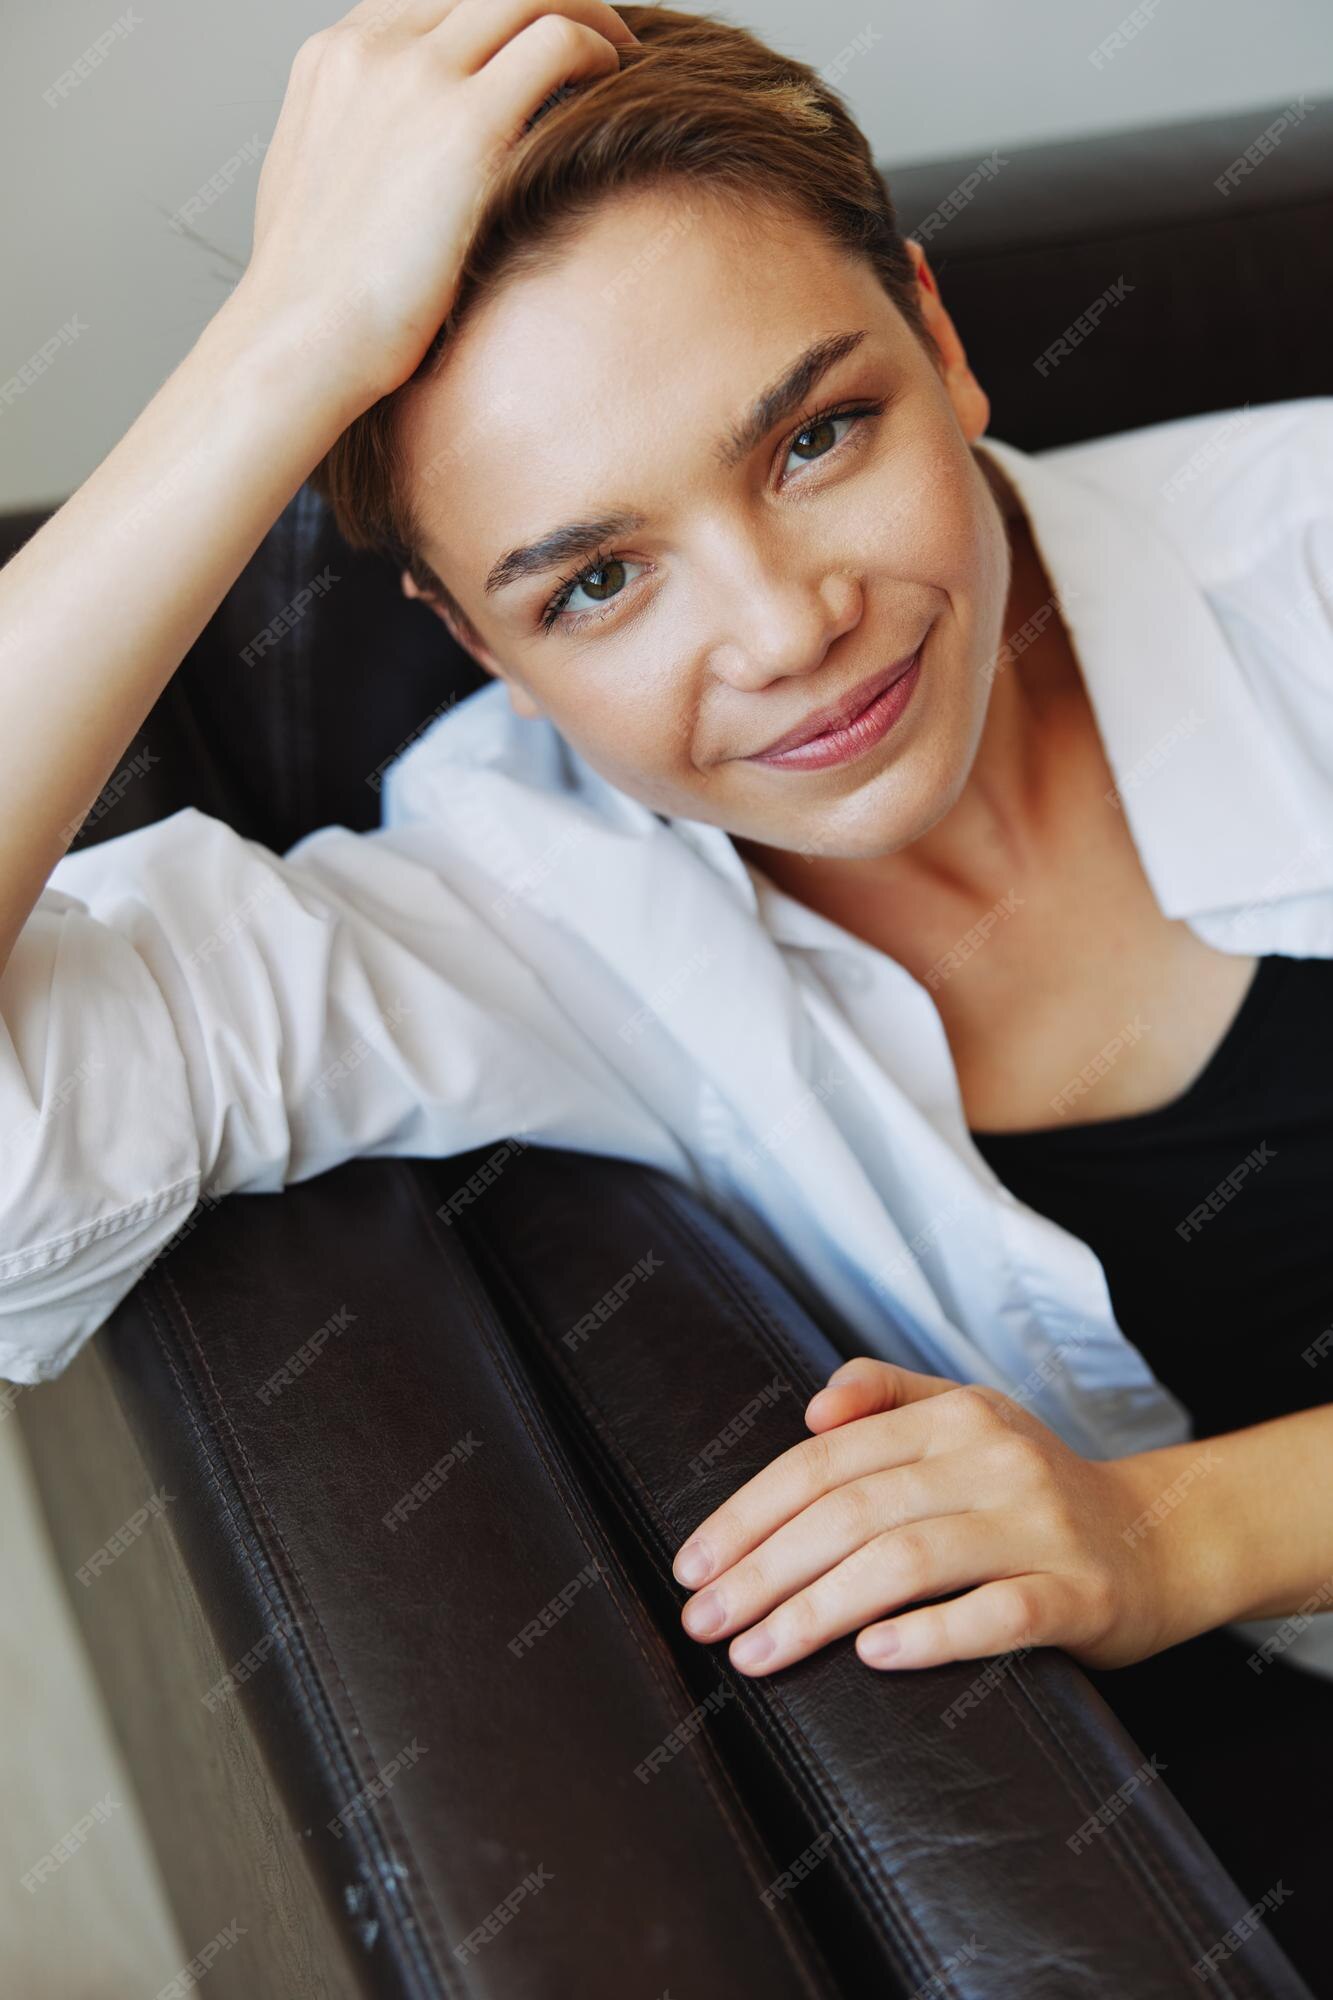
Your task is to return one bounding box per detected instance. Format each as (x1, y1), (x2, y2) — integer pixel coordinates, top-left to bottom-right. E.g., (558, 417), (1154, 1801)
(536, 395), (887, 634)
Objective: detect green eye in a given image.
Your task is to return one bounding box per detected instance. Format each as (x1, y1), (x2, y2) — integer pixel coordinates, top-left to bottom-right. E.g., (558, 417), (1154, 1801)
(541, 552), (644, 633)
(786, 410), (855, 466)
(537, 395), (886, 636)
(780, 396), (887, 475)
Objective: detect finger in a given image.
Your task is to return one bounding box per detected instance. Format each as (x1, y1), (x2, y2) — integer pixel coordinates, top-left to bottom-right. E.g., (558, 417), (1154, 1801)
(856, 1573), (1066, 1671)
(681, 1455), (973, 1645)
(723, 1512), (1006, 1677)
(437, 0), (641, 69)
(338, 0), (639, 54)
(672, 1407), (932, 1590)
(805, 1358), (960, 1431)
(338, 0), (463, 43)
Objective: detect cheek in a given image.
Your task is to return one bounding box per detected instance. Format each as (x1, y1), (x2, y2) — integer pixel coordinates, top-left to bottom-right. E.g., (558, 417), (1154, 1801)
(536, 653), (698, 803)
(887, 440), (1010, 698)
(888, 432), (996, 600)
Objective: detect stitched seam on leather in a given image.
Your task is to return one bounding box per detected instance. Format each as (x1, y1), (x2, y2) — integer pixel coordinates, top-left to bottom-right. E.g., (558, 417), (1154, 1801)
(146, 1273), (456, 1995)
(1012, 1667), (1212, 1940)
(998, 1663), (1257, 1996)
(648, 1175), (1237, 1995)
(143, 1269), (458, 1998)
(506, 1276), (927, 1990)
(659, 1187), (838, 1395)
(991, 1664), (1246, 1991)
(634, 1178), (948, 1986)
(514, 1379), (856, 2000)
(462, 1173), (934, 1991)
(1027, 1649), (1289, 1975)
(462, 1280), (840, 2000)
(404, 1169), (839, 2000)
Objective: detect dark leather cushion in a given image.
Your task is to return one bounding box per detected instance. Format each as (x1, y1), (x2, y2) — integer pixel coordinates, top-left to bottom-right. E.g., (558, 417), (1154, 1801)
(888, 97), (1333, 448)
(20, 1145), (1316, 1996)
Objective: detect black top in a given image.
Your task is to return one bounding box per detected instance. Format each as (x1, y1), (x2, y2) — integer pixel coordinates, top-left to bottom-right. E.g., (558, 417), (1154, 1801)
(969, 954), (1333, 1440)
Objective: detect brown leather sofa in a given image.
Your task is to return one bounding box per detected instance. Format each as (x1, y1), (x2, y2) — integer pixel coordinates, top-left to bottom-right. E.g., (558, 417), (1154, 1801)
(8, 100), (1331, 1999)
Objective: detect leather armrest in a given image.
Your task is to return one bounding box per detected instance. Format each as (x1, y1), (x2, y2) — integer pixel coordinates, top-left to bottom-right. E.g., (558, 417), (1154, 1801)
(19, 1155), (833, 1999)
(17, 1148), (1315, 1998)
(458, 1147), (1317, 1999)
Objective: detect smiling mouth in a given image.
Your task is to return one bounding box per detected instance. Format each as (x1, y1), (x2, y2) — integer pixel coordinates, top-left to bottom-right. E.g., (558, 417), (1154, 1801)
(741, 640), (926, 770)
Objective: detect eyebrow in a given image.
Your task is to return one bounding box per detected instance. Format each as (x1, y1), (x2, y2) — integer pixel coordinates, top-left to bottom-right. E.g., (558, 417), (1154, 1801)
(482, 327), (872, 599)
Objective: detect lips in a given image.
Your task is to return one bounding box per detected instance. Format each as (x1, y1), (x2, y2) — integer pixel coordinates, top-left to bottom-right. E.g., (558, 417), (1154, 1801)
(745, 646), (923, 760)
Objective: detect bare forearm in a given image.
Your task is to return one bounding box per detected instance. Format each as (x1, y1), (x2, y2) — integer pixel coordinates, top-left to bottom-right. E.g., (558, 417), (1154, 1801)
(1115, 1402), (1333, 1642)
(0, 282), (361, 975)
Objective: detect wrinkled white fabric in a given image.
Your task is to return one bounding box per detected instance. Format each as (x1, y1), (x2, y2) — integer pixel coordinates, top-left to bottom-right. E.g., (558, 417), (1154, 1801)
(2, 398), (1330, 1667)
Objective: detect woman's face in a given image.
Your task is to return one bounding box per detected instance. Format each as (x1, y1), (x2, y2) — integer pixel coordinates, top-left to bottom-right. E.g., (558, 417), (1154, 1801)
(397, 186), (1011, 861)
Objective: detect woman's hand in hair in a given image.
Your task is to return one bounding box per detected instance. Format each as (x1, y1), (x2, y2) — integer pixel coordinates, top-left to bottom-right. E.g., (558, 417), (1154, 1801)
(237, 0), (640, 418)
(671, 1356), (1234, 1676)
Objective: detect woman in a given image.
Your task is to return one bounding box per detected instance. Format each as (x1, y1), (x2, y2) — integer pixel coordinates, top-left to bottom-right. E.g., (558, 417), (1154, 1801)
(1, 0), (1330, 1970)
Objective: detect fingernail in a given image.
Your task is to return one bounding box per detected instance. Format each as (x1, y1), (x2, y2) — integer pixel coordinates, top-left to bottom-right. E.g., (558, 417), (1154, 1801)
(860, 1628), (900, 1666)
(674, 1539), (712, 1588)
(731, 1629), (774, 1669)
(682, 1591), (724, 1638)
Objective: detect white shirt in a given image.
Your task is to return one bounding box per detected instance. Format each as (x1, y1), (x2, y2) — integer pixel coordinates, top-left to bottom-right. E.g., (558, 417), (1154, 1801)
(3, 403), (1332, 1432)
(6, 395), (1332, 1673)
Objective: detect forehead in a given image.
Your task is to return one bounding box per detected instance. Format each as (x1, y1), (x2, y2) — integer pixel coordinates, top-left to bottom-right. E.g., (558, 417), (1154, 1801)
(398, 189), (891, 609)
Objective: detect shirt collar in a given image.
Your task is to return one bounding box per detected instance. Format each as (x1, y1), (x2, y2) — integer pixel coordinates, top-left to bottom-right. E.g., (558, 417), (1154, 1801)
(666, 424), (1333, 943)
(978, 431), (1331, 918)
(665, 814), (860, 955)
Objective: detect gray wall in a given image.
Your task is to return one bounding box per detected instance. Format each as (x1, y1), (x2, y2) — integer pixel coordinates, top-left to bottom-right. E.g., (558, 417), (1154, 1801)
(2, 0), (1327, 509)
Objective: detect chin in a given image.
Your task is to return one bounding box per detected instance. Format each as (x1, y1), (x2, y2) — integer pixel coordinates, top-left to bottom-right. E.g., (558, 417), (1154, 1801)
(795, 737), (975, 862)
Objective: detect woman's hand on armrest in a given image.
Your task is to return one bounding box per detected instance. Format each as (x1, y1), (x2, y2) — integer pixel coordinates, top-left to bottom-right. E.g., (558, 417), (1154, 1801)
(670, 1356), (1333, 1677)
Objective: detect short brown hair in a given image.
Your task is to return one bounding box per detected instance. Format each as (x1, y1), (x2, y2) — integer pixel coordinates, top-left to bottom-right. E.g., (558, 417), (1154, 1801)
(307, 4), (929, 652)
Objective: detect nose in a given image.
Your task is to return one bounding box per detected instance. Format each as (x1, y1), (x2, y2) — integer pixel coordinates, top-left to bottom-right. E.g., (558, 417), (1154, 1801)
(702, 557), (864, 694)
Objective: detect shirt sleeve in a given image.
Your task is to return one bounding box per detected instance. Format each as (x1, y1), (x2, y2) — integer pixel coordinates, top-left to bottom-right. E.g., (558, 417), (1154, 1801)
(0, 803), (675, 1385)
